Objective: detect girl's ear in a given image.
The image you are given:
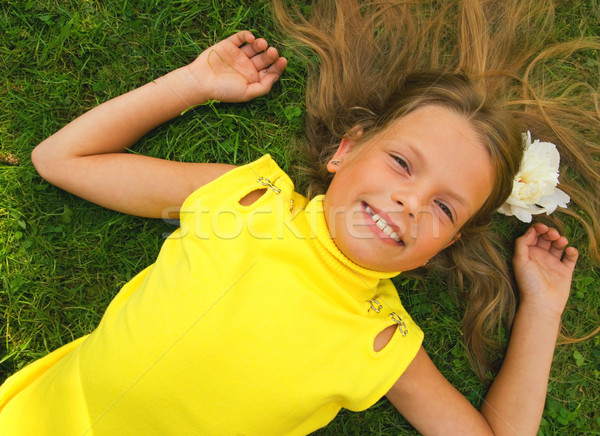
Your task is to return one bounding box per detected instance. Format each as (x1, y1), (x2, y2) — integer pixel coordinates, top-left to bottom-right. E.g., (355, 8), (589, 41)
(326, 128), (364, 173)
(443, 232), (461, 249)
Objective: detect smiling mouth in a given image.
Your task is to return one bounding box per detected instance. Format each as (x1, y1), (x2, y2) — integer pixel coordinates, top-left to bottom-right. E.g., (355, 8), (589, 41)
(363, 202), (404, 245)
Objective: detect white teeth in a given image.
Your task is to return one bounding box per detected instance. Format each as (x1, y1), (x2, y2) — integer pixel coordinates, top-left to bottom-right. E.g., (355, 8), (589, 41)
(364, 204), (402, 243)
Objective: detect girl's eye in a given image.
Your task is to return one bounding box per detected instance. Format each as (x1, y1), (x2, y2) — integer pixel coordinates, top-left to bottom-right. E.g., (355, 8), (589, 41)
(436, 201), (454, 221)
(392, 155), (410, 172)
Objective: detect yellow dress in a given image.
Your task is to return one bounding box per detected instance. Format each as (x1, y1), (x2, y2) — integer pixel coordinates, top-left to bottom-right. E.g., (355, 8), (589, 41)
(0, 155), (423, 435)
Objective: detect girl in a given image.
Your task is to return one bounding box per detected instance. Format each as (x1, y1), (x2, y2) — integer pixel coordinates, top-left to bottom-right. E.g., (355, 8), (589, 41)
(1, 0), (599, 434)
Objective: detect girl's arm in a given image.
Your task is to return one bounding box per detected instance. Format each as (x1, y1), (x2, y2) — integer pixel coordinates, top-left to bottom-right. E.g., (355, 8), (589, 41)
(31, 31), (286, 218)
(387, 223), (578, 436)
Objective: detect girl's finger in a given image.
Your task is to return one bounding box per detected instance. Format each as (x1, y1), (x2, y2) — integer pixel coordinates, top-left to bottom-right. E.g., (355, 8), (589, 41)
(535, 227), (559, 251)
(513, 225), (538, 262)
(246, 57), (287, 100)
(562, 246), (579, 270)
(240, 38), (268, 58)
(263, 56), (287, 76)
(226, 31), (255, 48)
(517, 225), (538, 246)
(520, 223), (547, 246)
(251, 47), (281, 71)
(549, 236), (568, 259)
(532, 222), (549, 234)
(261, 58), (288, 85)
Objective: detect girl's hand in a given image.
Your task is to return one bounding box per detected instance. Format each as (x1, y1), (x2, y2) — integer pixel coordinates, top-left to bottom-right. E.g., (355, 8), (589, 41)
(185, 31), (287, 104)
(513, 223), (578, 316)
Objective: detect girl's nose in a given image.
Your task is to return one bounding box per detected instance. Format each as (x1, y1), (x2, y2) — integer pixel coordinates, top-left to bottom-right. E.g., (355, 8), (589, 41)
(392, 191), (422, 221)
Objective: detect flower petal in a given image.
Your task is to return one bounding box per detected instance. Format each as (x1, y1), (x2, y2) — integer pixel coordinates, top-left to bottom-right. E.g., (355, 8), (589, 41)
(497, 204), (514, 216)
(514, 207), (533, 223)
(530, 140), (560, 169)
(537, 188), (570, 214)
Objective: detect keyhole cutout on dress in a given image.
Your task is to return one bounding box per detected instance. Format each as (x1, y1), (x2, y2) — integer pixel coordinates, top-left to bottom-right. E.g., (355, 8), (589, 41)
(239, 188), (267, 206)
(373, 324), (398, 352)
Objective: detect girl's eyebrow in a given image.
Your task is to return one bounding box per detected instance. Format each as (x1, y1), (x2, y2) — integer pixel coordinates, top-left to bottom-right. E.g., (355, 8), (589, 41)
(445, 191), (468, 212)
(405, 142), (424, 163)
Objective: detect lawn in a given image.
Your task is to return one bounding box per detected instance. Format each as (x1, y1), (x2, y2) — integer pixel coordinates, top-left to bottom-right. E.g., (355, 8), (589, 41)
(1, 1), (599, 434)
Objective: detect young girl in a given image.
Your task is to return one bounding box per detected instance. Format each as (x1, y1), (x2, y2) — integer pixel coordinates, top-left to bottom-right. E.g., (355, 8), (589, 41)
(1, 0), (599, 434)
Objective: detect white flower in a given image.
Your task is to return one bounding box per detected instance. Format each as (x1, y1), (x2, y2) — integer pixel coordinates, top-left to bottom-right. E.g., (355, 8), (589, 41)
(497, 131), (570, 223)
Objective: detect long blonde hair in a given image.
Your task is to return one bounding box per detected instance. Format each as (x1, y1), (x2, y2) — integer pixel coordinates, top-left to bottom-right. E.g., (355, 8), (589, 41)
(271, 0), (600, 382)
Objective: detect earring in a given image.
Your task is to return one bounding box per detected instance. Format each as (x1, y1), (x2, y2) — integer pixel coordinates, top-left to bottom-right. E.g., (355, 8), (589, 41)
(330, 160), (340, 165)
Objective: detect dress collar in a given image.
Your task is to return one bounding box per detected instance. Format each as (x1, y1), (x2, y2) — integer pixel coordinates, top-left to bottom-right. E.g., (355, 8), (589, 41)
(304, 195), (400, 282)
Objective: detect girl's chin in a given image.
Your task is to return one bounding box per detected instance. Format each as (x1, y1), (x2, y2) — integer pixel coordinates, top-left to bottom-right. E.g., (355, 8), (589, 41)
(346, 251), (407, 272)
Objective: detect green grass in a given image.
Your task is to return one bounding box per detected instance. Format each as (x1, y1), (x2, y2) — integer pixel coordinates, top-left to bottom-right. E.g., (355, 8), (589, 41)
(1, 1), (599, 435)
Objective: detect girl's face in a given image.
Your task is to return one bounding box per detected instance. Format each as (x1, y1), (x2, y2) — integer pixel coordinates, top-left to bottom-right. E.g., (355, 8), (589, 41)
(323, 105), (494, 272)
